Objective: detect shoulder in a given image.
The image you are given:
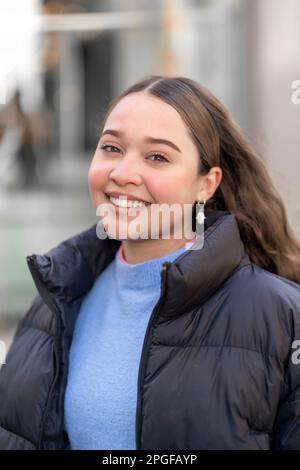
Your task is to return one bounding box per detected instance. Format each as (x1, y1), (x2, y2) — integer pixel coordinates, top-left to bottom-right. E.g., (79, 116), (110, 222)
(0, 289), (57, 368)
(221, 261), (300, 360)
(230, 261), (300, 312)
(224, 255), (300, 305)
(10, 294), (56, 346)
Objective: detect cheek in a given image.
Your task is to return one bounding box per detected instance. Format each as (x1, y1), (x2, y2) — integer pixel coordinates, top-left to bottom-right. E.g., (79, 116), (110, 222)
(87, 160), (111, 208)
(149, 172), (194, 202)
(88, 160), (107, 191)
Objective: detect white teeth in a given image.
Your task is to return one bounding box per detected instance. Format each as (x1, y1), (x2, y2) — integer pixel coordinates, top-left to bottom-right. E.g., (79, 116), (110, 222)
(109, 196), (148, 208)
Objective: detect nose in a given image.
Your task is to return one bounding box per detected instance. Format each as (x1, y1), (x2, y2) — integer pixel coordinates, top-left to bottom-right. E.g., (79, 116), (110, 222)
(109, 153), (142, 186)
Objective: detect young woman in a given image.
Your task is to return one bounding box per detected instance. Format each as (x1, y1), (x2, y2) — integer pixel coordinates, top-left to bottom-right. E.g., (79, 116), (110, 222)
(1, 75), (300, 450)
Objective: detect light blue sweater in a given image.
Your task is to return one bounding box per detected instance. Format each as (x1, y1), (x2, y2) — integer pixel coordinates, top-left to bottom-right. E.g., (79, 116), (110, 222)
(64, 239), (195, 450)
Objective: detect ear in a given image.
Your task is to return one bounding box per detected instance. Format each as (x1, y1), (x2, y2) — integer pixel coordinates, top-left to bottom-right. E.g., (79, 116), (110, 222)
(196, 166), (223, 202)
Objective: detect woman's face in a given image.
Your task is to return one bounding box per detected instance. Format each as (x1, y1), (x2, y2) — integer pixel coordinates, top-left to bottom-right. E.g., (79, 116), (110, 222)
(88, 90), (207, 242)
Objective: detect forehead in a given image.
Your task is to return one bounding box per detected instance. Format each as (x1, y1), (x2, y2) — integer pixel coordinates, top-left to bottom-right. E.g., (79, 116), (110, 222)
(104, 91), (190, 139)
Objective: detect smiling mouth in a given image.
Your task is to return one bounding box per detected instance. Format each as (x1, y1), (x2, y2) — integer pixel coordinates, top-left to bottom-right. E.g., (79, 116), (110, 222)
(106, 194), (151, 209)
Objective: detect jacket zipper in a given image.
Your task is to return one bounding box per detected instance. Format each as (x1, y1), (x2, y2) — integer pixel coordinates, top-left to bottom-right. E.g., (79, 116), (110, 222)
(135, 261), (170, 450)
(26, 255), (62, 450)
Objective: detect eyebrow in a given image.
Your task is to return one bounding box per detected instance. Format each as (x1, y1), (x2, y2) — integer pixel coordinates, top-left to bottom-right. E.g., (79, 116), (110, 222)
(101, 129), (182, 153)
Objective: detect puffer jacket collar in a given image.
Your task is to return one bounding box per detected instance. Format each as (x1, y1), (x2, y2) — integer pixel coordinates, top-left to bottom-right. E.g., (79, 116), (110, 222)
(26, 210), (250, 330)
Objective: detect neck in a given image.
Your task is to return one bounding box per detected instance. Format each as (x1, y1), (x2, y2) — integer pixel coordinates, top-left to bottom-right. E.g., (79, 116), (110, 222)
(120, 236), (196, 264)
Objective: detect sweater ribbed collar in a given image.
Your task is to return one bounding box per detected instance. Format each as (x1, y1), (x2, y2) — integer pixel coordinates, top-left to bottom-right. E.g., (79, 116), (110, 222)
(114, 239), (195, 290)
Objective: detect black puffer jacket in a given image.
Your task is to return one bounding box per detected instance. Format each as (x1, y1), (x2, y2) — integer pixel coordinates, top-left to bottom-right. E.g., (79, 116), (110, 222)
(1, 210), (300, 450)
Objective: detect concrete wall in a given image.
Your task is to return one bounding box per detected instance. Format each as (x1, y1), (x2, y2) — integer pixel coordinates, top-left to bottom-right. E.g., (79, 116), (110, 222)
(247, 0), (300, 236)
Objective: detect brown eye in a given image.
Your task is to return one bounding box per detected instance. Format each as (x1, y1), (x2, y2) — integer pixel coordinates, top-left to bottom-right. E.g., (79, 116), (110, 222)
(147, 154), (168, 163)
(99, 144), (120, 152)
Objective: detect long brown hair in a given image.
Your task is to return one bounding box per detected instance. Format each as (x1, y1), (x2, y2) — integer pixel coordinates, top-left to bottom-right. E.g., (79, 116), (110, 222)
(99, 75), (300, 283)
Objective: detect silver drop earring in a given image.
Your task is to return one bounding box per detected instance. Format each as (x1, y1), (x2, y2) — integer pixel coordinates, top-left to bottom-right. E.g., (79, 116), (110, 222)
(188, 199), (206, 251)
(195, 200), (206, 236)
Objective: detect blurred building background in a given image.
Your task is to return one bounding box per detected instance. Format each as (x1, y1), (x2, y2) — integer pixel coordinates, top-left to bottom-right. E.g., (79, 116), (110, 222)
(0, 0), (300, 352)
